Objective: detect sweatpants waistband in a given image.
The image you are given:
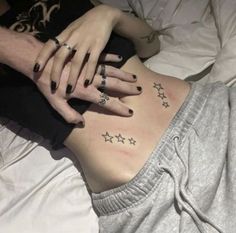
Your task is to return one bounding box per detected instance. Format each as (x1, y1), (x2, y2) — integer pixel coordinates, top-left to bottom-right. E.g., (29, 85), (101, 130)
(92, 82), (221, 216)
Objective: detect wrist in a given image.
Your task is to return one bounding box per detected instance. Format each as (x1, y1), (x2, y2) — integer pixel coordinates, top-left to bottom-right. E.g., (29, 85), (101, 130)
(0, 28), (43, 80)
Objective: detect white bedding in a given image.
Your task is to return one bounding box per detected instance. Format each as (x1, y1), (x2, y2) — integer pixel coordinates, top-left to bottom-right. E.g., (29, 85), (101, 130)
(0, 119), (98, 233)
(1, 0), (236, 232)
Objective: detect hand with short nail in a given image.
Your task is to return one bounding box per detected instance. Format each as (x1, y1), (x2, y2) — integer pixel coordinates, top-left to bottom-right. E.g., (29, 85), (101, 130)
(33, 4), (123, 94)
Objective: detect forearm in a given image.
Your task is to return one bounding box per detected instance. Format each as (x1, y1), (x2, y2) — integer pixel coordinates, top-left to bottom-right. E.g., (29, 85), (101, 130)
(0, 27), (42, 80)
(112, 7), (160, 58)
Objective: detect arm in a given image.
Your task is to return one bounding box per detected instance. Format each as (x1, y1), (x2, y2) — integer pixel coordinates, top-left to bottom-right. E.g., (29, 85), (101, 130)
(0, 27), (41, 80)
(113, 7), (160, 59)
(0, 27), (140, 123)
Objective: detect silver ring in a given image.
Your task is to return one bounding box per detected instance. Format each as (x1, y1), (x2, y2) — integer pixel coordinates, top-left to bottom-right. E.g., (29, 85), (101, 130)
(50, 37), (61, 49)
(62, 43), (76, 53)
(98, 93), (109, 106)
(99, 75), (107, 92)
(100, 64), (106, 76)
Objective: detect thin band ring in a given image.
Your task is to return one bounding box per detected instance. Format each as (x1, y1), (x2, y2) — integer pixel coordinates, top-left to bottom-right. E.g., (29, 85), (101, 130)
(62, 43), (76, 53)
(50, 37), (61, 49)
(99, 75), (107, 93)
(100, 64), (106, 76)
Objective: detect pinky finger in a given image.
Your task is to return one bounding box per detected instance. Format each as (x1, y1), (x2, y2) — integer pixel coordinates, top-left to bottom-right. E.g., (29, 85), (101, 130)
(99, 53), (123, 63)
(33, 38), (61, 73)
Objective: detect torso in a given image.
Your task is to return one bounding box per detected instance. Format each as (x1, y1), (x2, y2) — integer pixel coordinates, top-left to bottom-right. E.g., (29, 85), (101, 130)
(65, 56), (190, 193)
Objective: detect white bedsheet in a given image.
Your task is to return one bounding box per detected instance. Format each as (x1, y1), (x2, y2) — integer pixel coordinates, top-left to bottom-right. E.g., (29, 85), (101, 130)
(1, 0), (236, 233)
(0, 119), (98, 233)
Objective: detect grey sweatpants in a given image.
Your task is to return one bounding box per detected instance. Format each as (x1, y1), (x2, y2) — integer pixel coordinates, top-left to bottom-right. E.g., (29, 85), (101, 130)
(92, 82), (236, 233)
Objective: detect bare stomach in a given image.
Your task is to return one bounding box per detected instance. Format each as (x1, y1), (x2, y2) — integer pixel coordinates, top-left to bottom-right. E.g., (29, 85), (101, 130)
(65, 56), (190, 193)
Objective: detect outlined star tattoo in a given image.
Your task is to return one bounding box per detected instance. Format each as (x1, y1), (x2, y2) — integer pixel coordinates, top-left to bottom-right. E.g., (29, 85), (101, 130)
(153, 82), (163, 91)
(115, 134), (125, 144)
(162, 102), (170, 108)
(102, 132), (113, 143)
(158, 92), (167, 100)
(128, 137), (136, 145)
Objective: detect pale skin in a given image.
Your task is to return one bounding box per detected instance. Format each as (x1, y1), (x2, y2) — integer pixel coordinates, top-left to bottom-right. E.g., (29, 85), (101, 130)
(0, 0), (145, 124)
(65, 56), (190, 193)
(33, 3), (189, 193)
(1, 1), (189, 193)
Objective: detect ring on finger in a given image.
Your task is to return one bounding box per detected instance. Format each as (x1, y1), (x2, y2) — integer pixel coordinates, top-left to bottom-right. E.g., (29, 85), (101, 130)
(98, 75), (107, 93)
(98, 93), (109, 106)
(100, 64), (106, 76)
(50, 37), (61, 49)
(62, 43), (76, 53)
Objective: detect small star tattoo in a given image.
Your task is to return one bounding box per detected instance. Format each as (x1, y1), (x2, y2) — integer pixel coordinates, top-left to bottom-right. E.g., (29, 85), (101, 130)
(115, 134), (125, 144)
(162, 102), (170, 108)
(153, 82), (163, 91)
(128, 137), (136, 145)
(158, 92), (167, 100)
(102, 132), (113, 143)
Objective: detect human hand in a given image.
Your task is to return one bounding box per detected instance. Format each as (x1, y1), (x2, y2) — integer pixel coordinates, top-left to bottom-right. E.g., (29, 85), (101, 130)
(34, 59), (141, 125)
(33, 4), (122, 93)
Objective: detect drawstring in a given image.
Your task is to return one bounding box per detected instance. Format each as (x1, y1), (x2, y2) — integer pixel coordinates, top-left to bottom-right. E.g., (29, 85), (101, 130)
(159, 136), (223, 233)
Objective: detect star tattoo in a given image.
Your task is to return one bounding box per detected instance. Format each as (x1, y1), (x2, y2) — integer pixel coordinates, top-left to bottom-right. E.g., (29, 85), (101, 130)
(158, 92), (167, 100)
(153, 82), (163, 91)
(128, 137), (136, 145)
(115, 134), (125, 144)
(102, 132), (113, 143)
(162, 102), (170, 108)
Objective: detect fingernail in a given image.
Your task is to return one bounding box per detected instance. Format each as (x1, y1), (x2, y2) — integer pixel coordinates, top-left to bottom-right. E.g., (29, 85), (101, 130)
(133, 75), (137, 80)
(129, 109), (133, 115)
(51, 81), (57, 92)
(66, 84), (72, 94)
(137, 86), (142, 92)
(78, 121), (85, 128)
(118, 55), (123, 60)
(33, 63), (40, 72)
(84, 79), (90, 87)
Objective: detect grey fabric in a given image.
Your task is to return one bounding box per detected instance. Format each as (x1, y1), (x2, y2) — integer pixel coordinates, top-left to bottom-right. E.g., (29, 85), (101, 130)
(92, 82), (236, 233)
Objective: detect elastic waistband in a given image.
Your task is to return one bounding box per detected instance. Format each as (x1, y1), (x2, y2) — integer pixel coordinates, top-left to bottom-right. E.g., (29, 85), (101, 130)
(92, 82), (221, 216)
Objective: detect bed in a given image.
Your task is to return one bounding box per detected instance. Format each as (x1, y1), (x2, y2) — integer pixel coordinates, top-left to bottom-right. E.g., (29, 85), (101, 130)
(1, 0), (236, 232)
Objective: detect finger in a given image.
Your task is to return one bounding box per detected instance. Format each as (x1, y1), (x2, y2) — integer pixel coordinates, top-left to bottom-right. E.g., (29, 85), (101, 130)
(94, 75), (142, 95)
(66, 46), (89, 94)
(99, 53), (123, 62)
(50, 44), (74, 91)
(97, 65), (137, 82)
(92, 90), (134, 117)
(54, 99), (85, 125)
(84, 48), (102, 86)
(34, 38), (61, 73)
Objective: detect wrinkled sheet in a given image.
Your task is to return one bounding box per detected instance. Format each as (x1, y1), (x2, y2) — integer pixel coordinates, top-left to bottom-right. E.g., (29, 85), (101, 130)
(0, 119), (98, 233)
(1, 0), (236, 233)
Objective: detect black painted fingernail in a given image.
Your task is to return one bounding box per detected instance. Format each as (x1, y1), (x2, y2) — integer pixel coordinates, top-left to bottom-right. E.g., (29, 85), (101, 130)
(118, 55), (123, 60)
(133, 75), (137, 80)
(33, 63), (40, 72)
(84, 79), (90, 87)
(66, 84), (72, 94)
(78, 121), (85, 128)
(129, 109), (133, 115)
(51, 81), (57, 92)
(137, 86), (142, 92)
